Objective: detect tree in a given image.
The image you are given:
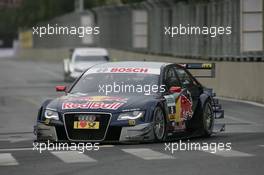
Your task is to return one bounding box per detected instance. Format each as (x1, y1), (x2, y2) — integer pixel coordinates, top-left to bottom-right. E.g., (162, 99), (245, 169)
(0, 0), (146, 44)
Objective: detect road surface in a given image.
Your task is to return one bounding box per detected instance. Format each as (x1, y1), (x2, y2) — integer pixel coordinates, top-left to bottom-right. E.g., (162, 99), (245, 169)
(0, 58), (263, 175)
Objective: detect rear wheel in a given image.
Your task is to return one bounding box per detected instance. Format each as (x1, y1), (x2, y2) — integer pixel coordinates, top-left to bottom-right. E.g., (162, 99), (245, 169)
(153, 106), (166, 141)
(201, 101), (214, 137)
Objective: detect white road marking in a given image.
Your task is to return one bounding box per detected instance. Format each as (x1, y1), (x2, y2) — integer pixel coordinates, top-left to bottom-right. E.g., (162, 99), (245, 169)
(217, 96), (264, 108)
(0, 148), (33, 152)
(225, 115), (259, 125)
(259, 145), (264, 147)
(0, 133), (34, 143)
(203, 149), (253, 157)
(122, 148), (174, 160)
(0, 49), (14, 58)
(0, 145), (113, 152)
(99, 145), (114, 148)
(0, 153), (19, 166)
(51, 151), (97, 163)
(0, 137), (33, 143)
(223, 114), (264, 133)
(224, 124), (264, 133)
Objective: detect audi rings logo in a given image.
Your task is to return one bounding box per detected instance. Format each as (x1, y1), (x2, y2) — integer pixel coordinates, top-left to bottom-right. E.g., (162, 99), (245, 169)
(78, 115), (96, 122)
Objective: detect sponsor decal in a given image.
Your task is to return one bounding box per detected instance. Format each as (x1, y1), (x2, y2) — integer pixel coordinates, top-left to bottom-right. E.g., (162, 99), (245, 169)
(62, 101), (124, 110)
(44, 119), (50, 125)
(180, 95), (193, 120)
(73, 114), (99, 129)
(179, 63), (212, 69)
(175, 95), (193, 122)
(202, 63), (212, 69)
(62, 96), (127, 110)
(73, 120), (100, 129)
(67, 96), (128, 103)
(128, 120), (136, 126)
(85, 67), (160, 75)
(179, 64), (187, 68)
(110, 67), (148, 73)
(165, 91), (193, 131)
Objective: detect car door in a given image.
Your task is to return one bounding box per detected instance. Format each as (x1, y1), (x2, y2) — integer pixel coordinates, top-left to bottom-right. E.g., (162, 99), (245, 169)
(174, 66), (202, 111)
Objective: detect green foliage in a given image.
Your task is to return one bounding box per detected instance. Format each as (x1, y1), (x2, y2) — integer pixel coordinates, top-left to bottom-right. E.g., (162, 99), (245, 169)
(0, 8), (18, 45)
(120, 0), (144, 4)
(16, 0), (75, 28)
(0, 0), (75, 41)
(0, 0), (145, 41)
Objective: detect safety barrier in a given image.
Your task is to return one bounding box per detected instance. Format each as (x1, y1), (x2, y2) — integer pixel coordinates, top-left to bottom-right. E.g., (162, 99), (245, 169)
(20, 0), (263, 61)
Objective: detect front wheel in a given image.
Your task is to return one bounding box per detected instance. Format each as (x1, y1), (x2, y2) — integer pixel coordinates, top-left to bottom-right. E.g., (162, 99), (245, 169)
(153, 106), (167, 141)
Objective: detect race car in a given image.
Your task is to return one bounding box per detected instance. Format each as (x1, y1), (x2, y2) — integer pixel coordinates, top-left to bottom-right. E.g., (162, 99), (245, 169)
(34, 61), (225, 142)
(63, 47), (109, 81)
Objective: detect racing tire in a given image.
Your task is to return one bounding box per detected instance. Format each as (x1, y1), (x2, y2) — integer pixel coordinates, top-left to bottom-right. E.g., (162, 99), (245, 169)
(153, 106), (167, 142)
(201, 101), (214, 137)
(196, 100), (214, 137)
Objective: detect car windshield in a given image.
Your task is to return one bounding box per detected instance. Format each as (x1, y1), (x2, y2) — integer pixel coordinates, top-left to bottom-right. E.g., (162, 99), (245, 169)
(74, 55), (109, 62)
(70, 73), (160, 95)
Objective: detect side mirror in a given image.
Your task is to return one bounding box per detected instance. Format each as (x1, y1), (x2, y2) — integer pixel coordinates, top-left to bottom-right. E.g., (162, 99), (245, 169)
(56, 85), (66, 92)
(169, 86), (182, 93)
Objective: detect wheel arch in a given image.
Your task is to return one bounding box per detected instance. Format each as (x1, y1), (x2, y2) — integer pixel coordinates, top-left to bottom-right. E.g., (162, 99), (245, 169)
(146, 100), (168, 122)
(37, 99), (53, 121)
(199, 93), (213, 109)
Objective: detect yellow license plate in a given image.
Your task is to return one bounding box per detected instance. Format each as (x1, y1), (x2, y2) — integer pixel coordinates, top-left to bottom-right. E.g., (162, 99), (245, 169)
(73, 121), (100, 129)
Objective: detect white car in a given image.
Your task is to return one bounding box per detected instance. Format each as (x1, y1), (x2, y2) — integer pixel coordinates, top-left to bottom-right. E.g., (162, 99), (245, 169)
(63, 48), (109, 81)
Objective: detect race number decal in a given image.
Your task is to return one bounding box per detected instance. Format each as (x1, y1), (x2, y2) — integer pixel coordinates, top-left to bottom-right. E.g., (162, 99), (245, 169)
(164, 94), (177, 121)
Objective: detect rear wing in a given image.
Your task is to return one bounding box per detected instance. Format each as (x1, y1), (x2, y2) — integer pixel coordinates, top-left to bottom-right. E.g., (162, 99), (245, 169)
(178, 63), (216, 78)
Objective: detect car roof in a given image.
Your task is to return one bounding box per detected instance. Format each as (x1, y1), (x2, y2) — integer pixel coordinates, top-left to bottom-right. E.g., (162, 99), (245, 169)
(91, 61), (171, 69)
(73, 48), (108, 56)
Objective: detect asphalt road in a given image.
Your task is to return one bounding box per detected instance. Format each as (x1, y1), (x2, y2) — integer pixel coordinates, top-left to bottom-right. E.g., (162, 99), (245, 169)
(0, 57), (263, 175)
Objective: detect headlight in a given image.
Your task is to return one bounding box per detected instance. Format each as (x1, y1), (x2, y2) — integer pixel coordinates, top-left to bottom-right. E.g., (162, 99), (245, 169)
(117, 111), (144, 120)
(44, 109), (59, 120)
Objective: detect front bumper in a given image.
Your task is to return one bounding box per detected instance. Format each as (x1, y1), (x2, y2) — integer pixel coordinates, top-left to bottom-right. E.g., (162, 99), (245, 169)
(119, 123), (154, 142)
(34, 123), (58, 141)
(34, 122), (154, 143)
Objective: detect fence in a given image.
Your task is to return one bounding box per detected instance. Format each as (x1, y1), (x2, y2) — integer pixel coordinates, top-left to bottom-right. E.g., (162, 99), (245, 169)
(24, 0), (264, 61)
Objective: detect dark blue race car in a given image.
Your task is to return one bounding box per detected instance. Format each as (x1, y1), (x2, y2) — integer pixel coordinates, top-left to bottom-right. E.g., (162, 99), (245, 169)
(34, 61), (225, 143)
